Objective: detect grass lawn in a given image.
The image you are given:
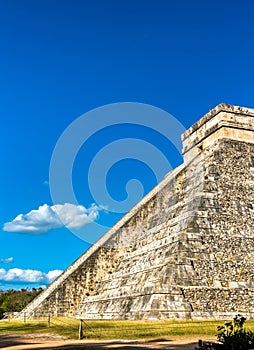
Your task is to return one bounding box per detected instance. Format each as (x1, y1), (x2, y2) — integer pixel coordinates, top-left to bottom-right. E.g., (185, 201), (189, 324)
(1, 318), (254, 340)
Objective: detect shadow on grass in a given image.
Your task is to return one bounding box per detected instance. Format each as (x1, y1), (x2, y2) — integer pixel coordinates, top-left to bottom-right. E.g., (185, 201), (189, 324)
(48, 345), (197, 350)
(0, 335), (197, 350)
(0, 334), (39, 347)
(29, 342), (197, 350)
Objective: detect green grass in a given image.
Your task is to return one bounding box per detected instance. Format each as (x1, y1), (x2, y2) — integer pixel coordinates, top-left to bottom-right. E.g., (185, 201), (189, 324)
(1, 318), (254, 340)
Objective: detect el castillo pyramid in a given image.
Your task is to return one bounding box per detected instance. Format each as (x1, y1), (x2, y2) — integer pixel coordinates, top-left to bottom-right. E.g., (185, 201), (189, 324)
(18, 103), (254, 320)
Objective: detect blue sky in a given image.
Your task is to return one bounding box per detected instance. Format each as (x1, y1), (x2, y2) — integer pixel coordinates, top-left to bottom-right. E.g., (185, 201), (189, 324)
(0, 0), (254, 290)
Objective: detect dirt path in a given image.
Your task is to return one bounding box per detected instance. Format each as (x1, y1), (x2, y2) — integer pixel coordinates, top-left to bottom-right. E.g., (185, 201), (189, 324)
(0, 333), (216, 350)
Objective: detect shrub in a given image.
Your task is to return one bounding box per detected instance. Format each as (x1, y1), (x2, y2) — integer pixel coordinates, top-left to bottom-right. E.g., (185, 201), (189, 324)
(216, 314), (254, 350)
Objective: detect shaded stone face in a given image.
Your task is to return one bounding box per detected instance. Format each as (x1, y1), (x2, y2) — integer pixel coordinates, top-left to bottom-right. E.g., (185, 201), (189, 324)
(17, 104), (254, 320)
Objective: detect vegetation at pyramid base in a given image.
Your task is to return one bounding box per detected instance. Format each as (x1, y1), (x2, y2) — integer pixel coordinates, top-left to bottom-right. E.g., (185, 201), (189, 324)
(216, 315), (254, 350)
(1, 317), (254, 341)
(0, 318), (222, 339)
(0, 288), (43, 319)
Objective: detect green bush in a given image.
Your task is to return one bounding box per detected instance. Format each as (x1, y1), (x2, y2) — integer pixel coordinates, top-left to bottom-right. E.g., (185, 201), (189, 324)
(216, 315), (254, 350)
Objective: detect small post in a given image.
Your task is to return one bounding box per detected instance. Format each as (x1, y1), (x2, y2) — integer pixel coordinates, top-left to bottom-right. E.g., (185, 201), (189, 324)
(79, 319), (83, 340)
(198, 340), (203, 347)
(24, 312), (26, 323)
(47, 314), (50, 327)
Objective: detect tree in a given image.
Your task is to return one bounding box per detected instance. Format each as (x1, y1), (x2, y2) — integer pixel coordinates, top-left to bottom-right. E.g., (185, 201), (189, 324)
(0, 288), (43, 318)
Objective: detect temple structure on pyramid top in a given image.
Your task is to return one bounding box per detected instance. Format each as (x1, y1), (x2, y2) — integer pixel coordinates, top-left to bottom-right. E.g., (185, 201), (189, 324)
(18, 103), (254, 320)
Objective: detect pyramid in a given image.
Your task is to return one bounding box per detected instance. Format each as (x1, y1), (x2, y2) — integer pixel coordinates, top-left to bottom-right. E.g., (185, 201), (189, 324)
(18, 104), (254, 320)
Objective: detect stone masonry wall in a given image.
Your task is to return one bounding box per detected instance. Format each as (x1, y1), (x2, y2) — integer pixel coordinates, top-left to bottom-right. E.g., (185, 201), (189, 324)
(23, 246), (121, 318)
(77, 138), (254, 319)
(189, 139), (254, 285)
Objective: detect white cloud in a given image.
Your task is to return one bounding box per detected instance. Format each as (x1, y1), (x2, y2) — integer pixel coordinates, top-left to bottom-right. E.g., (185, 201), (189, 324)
(3, 203), (102, 234)
(0, 268), (62, 284)
(0, 257), (14, 264)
